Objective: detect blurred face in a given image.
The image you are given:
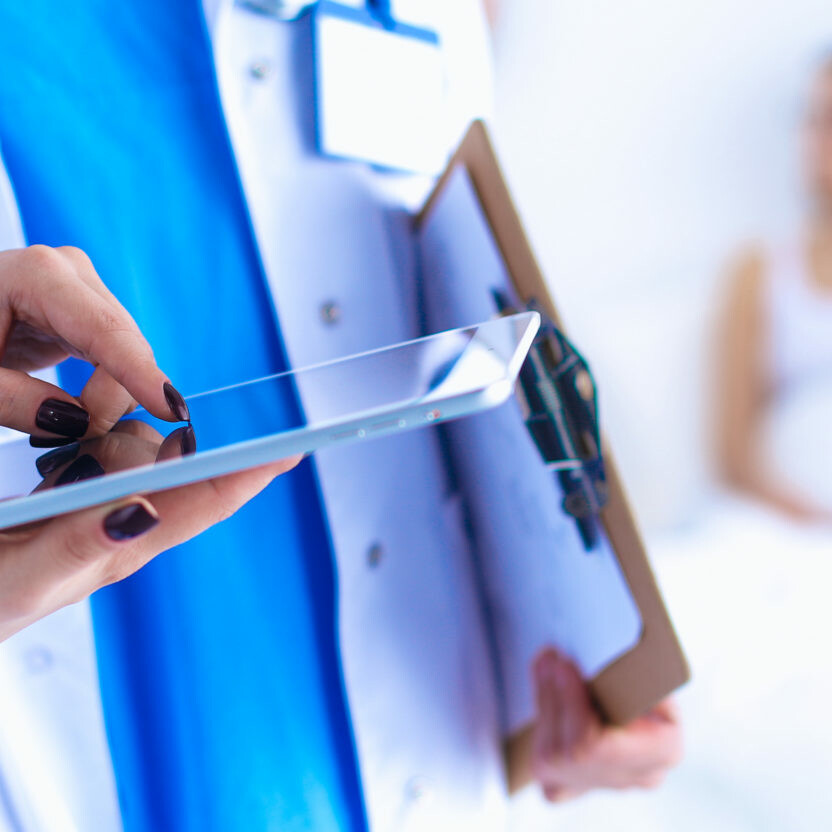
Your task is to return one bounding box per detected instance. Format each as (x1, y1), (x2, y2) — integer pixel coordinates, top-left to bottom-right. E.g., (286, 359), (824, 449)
(803, 66), (832, 209)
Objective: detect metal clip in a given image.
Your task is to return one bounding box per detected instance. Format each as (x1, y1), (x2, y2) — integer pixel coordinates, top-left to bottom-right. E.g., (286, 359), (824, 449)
(493, 289), (608, 550)
(235, 0), (314, 20)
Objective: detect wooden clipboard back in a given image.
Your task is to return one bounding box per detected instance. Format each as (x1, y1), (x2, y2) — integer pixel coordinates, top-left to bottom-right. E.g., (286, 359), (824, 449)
(420, 122), (690, 791)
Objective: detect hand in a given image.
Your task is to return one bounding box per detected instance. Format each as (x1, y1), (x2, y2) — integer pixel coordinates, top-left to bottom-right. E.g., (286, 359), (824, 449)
(0, 443), (300, 641)
(0, 245), (302, 641)
(0, 245), (189, 440)
(531, 648), (683, 803)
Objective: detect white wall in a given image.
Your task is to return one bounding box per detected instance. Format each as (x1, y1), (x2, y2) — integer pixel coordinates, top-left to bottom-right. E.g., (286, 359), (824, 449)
(491, 0), (832, 528)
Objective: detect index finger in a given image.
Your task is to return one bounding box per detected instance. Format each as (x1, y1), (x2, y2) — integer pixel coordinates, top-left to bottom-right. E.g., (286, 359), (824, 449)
(31, 274), (187, 423)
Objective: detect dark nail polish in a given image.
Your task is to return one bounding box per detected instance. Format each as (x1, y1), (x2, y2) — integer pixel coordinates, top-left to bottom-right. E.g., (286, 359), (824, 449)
(29, 435), (77, 448)
(36, 442), (80, 477)
(55, 454), (105, 486)
(163, 382), (190, 422)
(180, 424), (196, 456)
(35, 398), (90, 438)
(104, 503), (159, 541)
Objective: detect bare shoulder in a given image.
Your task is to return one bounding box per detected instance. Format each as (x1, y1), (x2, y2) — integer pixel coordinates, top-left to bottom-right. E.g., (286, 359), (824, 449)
(722, 242), (767, 313)
(727, 242), (766, 289)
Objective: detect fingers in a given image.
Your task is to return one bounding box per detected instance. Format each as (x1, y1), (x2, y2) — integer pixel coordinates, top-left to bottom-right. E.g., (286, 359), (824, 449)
(40, 276), (175, 421)
(79, 366), (137, 436)
(0, 496), (160, 639)
(142, 456), (301, 551)
(2, 450), (300, 642)
(155, 425), (196, 462)
(609, 700), (684, 781)
(533, 649), (596, 770)
(0, 366), (89, 439)
(530, 648), (682, 800)
(646, 697), (681, 724)
(2, 246), (186, 423)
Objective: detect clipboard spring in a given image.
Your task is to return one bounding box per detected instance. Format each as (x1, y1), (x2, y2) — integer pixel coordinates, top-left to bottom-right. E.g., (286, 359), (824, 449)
(492, 289), (609, 550)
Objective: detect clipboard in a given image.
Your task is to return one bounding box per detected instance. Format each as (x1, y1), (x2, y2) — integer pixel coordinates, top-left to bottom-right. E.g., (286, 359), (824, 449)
(415, 121), (690, 792)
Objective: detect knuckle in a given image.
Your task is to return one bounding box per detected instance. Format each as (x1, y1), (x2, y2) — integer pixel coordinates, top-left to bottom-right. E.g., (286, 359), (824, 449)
(84, 401), (132, 438)
(23, 244), (72, 279)
(55, 245), (93, 271)
(60, 525), (103, 569)
(83, 310), (136, 359)
(99, 551), (144, 587)
(90, 303), (126, 335)
(0, 374), (27, 423)
(87, 412), (116, 437)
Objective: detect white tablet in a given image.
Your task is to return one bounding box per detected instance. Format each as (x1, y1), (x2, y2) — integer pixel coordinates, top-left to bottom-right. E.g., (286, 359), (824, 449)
(0, 312), (539, 529)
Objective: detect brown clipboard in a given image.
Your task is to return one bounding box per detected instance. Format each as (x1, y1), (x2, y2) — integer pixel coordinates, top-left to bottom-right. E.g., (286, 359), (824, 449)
(417, 121), (690, 793)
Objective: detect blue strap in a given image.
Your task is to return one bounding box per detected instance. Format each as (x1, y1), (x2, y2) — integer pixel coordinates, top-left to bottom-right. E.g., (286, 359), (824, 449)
(365, 0), (393, 27)
(0, 2), (367, 830)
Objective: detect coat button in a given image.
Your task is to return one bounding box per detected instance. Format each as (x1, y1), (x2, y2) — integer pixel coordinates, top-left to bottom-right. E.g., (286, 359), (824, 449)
(404, 775), (435, 806)
(23, 646), (54, 674)
(248, 60), (272, 81)
(366, 542), (384, 568)
(319, 301), (342, 325)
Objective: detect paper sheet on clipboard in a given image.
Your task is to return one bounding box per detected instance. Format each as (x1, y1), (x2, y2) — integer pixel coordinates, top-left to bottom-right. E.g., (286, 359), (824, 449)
(416, 165), (643, 732)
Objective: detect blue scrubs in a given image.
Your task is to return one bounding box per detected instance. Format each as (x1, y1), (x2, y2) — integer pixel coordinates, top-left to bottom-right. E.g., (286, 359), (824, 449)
(0, 3), (366, 831)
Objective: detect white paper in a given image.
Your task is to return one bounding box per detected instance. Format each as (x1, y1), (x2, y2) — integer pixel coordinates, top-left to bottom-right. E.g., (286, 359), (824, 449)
(417, 167), (643, 728)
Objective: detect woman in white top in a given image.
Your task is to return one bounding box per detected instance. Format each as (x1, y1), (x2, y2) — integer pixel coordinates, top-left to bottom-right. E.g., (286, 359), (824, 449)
(716, 54), (832, 522)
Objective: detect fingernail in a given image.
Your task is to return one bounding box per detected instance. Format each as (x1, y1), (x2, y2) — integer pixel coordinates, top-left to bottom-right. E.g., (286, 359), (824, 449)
(104, 503), (159, 541)
(55, 454), (105, 486)
(179, 424), (196, 456)
(35, 398), (90, 438)
(36, 442), (80, 476)
(29, 435), (77, 448)
(163, 382), (190, 422)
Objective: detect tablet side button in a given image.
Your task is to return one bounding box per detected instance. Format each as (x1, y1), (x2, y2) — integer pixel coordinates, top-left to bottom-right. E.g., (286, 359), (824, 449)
(331, 428), (366, 441)
(369, 418), (405, 433)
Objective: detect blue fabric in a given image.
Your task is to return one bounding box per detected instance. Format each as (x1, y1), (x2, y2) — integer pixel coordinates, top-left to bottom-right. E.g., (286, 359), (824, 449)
(0, 3), (366, 831)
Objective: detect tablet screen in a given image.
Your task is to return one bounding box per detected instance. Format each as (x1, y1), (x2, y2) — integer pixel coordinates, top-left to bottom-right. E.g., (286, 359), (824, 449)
(0, 312), (538, 528)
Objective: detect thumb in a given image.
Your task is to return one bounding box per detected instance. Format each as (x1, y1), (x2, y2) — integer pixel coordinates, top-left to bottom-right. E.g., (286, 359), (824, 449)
(5, 497), (160, 631)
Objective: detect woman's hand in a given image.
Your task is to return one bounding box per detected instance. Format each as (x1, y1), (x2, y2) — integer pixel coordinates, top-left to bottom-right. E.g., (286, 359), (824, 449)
(0, 245), (301, 641)
(530, 648), (683, 802)
(0, 450), (300, 642)
(0, 245), (189, 440)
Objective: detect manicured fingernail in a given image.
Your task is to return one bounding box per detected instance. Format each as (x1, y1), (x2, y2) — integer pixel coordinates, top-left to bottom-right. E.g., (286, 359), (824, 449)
(179, 424), (196, 456)
(35, 398), (90, 438)
(163, 382), (190, 422)
(104, 503), (159, 541)
(29, 435), (77, 448)
(55, 454), (105, 486)
(36, 442), (80, 476)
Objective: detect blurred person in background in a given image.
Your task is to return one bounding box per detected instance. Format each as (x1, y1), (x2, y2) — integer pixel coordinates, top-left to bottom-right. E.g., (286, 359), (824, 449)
(716, 53), (832, 523)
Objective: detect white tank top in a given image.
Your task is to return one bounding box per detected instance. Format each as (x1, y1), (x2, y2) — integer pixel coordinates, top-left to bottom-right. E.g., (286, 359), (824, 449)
(763, 237), (832, 507)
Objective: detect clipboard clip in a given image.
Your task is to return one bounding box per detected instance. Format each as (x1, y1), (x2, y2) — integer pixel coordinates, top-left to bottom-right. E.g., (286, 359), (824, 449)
(492, 289), (609, 550)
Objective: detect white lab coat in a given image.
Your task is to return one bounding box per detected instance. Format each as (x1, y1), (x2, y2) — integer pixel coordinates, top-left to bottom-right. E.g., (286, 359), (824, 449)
(0, 2), (565, 830)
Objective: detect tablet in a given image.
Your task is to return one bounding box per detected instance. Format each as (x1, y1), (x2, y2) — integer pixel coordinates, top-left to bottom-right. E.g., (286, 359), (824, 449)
(0, 311), (539, 530)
